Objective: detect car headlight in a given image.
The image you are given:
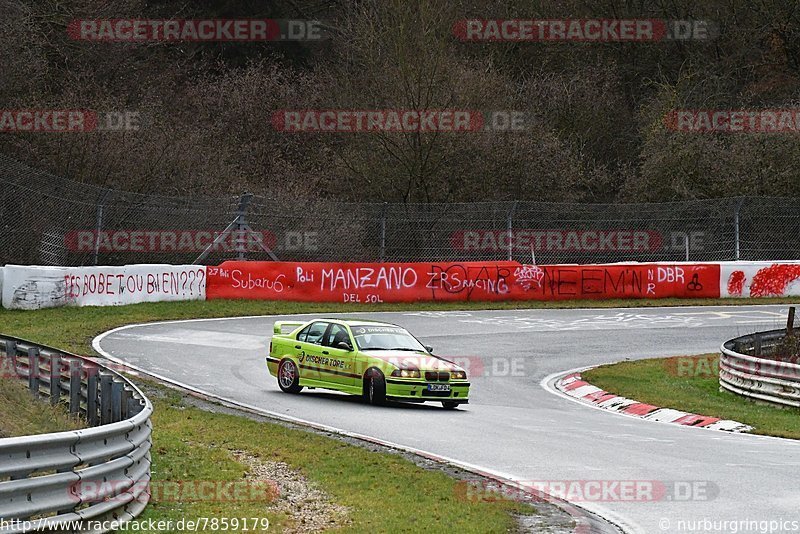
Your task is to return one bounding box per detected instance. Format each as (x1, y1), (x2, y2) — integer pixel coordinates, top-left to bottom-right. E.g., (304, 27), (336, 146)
(391, 368), (421, 378)
(451, 370), (467, 380)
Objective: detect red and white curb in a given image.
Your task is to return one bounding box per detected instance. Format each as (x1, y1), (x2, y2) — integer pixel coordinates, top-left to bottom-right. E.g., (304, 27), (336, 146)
(556, 372), (753, 433)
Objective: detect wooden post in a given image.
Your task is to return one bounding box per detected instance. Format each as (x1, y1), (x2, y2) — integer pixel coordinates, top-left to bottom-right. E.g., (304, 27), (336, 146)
(788, 306), (796, 337)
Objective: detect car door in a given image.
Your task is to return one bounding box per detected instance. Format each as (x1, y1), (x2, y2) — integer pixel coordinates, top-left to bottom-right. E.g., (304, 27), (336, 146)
(295, 321), (329, 383)
(320, 323), (357, 387)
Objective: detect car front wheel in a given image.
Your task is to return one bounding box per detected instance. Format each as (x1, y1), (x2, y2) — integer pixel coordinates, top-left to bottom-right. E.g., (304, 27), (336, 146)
(364, 368), (386, 406)
(277, 359), (303, 394)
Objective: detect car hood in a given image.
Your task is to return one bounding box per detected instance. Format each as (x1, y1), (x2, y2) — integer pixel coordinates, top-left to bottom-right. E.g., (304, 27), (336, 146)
(359, 350), (463, 372)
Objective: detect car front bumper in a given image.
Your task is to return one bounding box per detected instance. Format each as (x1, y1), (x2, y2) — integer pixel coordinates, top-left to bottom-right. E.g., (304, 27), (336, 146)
(385, 378), (470, 403)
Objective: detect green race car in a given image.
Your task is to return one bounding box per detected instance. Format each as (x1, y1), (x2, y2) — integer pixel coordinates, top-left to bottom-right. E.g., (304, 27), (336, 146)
(266, 319), (470, 409)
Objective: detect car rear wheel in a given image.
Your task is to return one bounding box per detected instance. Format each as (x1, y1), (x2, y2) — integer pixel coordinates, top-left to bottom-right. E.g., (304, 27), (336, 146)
(442, 401), (459, 409)
(278, 359), (303, 394)
(364, 368), (386, 406)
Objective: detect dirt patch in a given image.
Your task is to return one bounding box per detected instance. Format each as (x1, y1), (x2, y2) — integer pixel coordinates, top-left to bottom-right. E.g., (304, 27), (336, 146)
(230, 450), (350, 533)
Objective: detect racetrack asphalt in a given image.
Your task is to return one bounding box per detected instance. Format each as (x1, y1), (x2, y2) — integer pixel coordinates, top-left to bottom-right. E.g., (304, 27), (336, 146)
(95, 305), (800, 534)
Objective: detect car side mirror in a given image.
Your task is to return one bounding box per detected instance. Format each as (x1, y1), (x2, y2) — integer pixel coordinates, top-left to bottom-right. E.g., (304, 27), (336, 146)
(336, 341), (353, 351)
(424, 345), (434, 353)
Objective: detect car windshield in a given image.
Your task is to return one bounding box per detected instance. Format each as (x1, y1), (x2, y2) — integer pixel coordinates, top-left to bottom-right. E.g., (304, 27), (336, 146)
(351, 325), (426, 352)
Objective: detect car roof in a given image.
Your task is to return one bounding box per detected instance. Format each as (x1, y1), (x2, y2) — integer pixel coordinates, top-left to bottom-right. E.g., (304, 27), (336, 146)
(318, 318), (402, 328)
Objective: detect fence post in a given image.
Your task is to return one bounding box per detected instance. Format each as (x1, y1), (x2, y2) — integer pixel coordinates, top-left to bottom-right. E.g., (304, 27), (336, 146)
(789, 306), (796, 337)
(684, 233), (690, 262)
(93, 190), (112, 266)
(69, 360), (81, 415)
(28, 347), (40, 398)
(507, 201), (518, 261)
(380, 202), (387, 262)
(734, 197), (744, 261)
(236, 193), (253, 261)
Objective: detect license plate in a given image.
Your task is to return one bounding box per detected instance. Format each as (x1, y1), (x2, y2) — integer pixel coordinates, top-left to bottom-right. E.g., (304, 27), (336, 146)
(427, 384), (450, 392)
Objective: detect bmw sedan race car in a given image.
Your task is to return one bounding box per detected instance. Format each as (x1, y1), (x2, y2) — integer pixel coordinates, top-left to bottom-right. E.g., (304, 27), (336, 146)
(266, 319), (469, 409)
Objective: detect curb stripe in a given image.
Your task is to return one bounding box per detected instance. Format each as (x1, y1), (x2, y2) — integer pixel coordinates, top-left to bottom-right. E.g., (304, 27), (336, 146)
(555, 371), (752, 433)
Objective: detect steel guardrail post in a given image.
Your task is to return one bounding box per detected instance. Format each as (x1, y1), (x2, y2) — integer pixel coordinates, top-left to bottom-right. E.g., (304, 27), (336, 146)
(49, 353), (60, 406)
(0, 333), (153, 532)
(111, 381), (123, 422)
(100, 374), (113, 425)
(69, 359), (81, 415)
(121, 388), (132, 419)
(28, 347), (40, 398)
(87, 366), (99, 426)
(5, 340), (18, 376)
(720, 328), (800, 408)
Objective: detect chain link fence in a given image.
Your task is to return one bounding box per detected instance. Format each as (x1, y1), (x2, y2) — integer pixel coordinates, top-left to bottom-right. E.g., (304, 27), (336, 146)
(2, 154), (799, 266)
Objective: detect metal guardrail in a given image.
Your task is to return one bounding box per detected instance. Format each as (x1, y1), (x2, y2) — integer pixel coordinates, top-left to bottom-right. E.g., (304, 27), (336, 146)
(720, 329), (800, 409)
(0, 334), (152, 533)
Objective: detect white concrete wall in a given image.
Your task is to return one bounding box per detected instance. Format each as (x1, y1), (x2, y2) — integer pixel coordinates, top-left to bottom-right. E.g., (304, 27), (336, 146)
(1, 264), (206, 310)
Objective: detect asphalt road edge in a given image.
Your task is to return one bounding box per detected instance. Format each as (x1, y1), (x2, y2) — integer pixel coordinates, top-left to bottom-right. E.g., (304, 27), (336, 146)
(93, 321), (632, 534)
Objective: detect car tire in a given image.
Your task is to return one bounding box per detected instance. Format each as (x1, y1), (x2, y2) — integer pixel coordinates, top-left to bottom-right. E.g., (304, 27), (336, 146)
(277, 359), (303, 394)
(441, 401), (459, 409)
(364, 368), (386, 406)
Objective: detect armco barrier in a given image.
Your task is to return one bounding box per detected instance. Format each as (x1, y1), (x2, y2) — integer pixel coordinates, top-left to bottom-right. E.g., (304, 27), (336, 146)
(720, 330), (800, 408)
(0, 334), (152, 533)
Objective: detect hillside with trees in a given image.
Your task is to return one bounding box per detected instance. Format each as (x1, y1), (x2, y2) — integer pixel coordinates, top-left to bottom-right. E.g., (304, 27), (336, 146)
(1, 0), (799, 202)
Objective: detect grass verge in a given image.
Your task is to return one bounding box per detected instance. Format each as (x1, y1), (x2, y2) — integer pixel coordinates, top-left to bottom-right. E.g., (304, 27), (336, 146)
(583, 356), (800, 440)
(134, 384), (534, 533)
(0, 376), (85, 438)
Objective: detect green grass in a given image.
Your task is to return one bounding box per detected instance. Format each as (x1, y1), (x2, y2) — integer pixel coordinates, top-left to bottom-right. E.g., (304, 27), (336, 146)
(583, 355), (800, 440)
(133, 386), (531, 533)
(0, 376), (85, 437)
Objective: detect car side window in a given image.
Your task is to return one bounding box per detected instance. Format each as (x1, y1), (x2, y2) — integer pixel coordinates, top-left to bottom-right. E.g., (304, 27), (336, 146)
(296, 325), (311, 342)
(323, 324), (351, 348)
(304, 322), (328, 345)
